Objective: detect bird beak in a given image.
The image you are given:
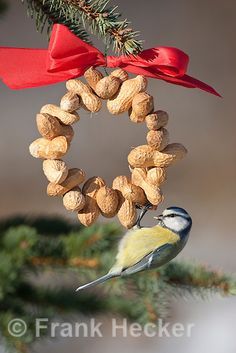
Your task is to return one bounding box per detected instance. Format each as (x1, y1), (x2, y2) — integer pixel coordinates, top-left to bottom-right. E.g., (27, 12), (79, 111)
(153, 214), (163, 221)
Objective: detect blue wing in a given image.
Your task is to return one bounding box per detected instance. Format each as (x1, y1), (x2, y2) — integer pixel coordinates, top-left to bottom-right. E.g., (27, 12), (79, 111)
(121, 243), (175, 276)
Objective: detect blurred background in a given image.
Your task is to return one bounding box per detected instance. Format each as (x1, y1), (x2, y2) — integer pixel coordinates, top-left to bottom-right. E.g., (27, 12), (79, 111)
(0, 0), (236, 352)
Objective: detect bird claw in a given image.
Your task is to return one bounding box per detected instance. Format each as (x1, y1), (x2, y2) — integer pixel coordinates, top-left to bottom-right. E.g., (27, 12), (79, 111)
(135, 202), (153, 228)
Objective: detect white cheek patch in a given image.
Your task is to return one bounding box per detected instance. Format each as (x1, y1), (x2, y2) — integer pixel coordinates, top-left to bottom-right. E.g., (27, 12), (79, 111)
(164, 217), (189, 233)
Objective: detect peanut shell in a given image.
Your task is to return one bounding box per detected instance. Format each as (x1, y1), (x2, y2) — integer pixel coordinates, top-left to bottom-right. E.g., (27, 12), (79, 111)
(117, 198), (137, 229)
(60, 92), (81, 112)
(128, 143), (187, 168)
(130, 92), (154, 123)
(47, 168), (86, 196)
(96, 186), (119, 217)
(111, 69), (129, 82)
(112, 175), (131, 192)
(95, 76), (121, 99)
(146, 128), (169, 150)
(131, 168), (163, 206)
(122, 184), (147, 205)
(61, 125), (74, 143)
(107, 75), (147, 115)
(36, 113), (74, 143)
(146, 167), (167, 186)
(29, 136), (68, 159)
(77, 197), (100, 226)
(40, 104), (80, 125)
(36, 113), (61, 140)
(82, 176), (106, 196)
(66, 79), (102, 112)
(84, 67), (104, 91)
(42, 159), (68, 184)
(146, 110), (169, 130)
(78, 176), (105, 226)
(63, 187), (86, 211)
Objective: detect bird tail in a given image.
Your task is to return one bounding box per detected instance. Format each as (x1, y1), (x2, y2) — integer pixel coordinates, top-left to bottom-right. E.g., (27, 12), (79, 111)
(75, 272), (117, 292)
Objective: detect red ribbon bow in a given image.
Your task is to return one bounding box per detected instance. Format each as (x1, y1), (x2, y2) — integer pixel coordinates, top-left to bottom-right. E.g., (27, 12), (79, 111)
(0, 24), (219, 96)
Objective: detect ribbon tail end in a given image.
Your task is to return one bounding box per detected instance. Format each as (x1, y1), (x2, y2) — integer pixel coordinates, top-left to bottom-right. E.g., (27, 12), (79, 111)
(183, 74), (222, 97)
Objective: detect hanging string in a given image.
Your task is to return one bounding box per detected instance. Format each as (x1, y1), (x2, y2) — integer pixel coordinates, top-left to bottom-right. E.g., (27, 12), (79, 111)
(103, 43), (109, 76)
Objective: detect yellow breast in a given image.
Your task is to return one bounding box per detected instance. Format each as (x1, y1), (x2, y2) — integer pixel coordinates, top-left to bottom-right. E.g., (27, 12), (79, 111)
(115, 225), (180, 269)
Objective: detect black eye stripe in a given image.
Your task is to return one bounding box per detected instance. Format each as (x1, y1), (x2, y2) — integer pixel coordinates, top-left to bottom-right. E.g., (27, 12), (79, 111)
(164, 214), (190, 220)
(164, 213), (176, 218)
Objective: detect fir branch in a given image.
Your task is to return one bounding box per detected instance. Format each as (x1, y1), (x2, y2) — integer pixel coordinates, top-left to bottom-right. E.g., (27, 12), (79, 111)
(0, 216), (235, 353)
(21, 0), (143, 54)
(22, 0), (91, 42)
(162, 261), (236, 296)
(63, 0), (143, 54)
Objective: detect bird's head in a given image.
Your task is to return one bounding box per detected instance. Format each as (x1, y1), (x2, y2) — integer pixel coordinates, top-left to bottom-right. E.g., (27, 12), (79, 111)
(154, 206), (192, 236)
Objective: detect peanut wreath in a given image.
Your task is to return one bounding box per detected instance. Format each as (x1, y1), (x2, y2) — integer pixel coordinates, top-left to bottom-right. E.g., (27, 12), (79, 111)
(29, 67), (187, 228)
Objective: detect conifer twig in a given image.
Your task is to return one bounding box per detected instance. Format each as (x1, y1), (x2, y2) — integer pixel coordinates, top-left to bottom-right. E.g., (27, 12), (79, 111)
(22, 0), (143, 54)
(63, 0), (143, 54)
(22, 0), (91, 41)
(0, 216), (235, 352)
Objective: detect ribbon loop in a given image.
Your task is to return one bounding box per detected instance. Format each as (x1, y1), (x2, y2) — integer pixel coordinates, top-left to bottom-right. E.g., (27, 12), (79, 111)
(0, 24), (220, 96)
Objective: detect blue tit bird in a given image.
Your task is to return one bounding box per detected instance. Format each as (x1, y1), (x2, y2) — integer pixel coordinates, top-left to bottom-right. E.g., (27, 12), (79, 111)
(76, 206), (192, 292)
